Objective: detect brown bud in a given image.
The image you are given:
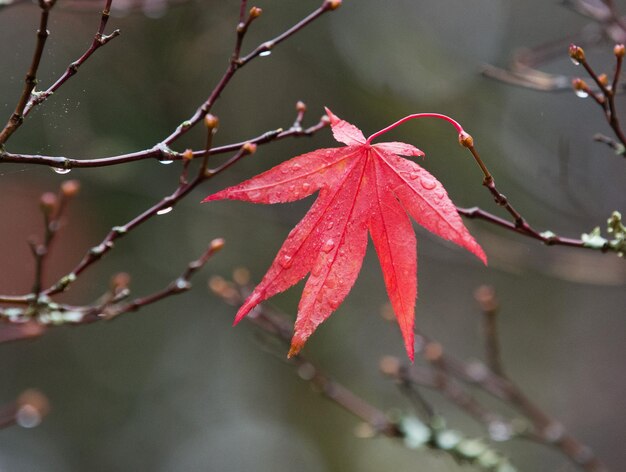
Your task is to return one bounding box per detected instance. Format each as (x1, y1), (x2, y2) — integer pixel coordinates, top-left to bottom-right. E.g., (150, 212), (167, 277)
(598, 73), (609, 87)
(474, 285), (498, 313)
(424, 342), (443, 362)
(458, 131), (474, 148)
(572, 77), (588, 91)
(111, 272), (131, 291)
(210, 237), (225, 252)
(614, 44), (625, 58)
(323, 0), (342, 10)
(182, 149), (194, 161)
(242, 142), (257, 154)
(232, 267), (250, 286)
(568, 44), (585, 63)
(204, 114), (219, 130)
(61, 179), (80, 198)
(17, 389), (50, 415)
(296, 101), (307, 113)
(208, 275), (227, 295)
(40, 192), (57, 214)
(249, 6), (262, 18)
(379, 355), (401, 376)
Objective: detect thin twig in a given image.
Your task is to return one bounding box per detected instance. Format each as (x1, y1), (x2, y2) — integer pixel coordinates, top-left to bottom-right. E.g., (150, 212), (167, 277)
(250, 309), (401, 437)
(161, 0), (338, 147)
(0, 0), (57, 145)
(0, 110), (328, 170)
(456, 138), (609, 252)
(82, 239), (224, 321)
(474, 286), (504, 377)
(23, 0), (120, 117)
(405, 330), (608, 472)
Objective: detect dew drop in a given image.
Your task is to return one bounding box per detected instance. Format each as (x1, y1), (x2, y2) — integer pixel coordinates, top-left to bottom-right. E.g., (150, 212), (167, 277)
(175, 278), (191, 290)
(328, 298), (340, 309)
(279, 254), (293, 269)
(260, 50), (272, 57)
(52, 167), (71, 175)
(297, 363), (316, 380)
(158, 159), (174, 165)
(575, 89), (589, 98)
(420, 177), (437, 190)
(570, 57), (580, 66)
(302, 182), (311, 192)
(16, 405), (42, 429)
(326, 220), (335, 230)
(435, 189), (445, 200)
(156, 207), (173, 215)
(488, 421), (513, 442)
(322, 239), (335, 253)
(409, 172), (419, 180)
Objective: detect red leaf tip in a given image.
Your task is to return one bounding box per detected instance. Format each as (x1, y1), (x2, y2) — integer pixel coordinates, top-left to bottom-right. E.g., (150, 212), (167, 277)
(288, 337), (304, 358)
(232, 291), (264, 325)
(324, 106), (339, 124)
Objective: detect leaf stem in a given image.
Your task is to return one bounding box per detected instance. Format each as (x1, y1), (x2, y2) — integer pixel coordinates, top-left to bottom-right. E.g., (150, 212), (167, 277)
(365, 113), (464, 145)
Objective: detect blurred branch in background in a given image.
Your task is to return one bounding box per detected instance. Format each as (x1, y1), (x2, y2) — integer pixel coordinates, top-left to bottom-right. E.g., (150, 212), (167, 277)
(210, 271), (608, 472)
(484, 0), (626, 161)
(482, 0), (626, 92)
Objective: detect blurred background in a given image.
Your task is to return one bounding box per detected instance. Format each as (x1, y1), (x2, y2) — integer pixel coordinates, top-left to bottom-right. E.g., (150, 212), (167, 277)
(0, 0), (625, 470)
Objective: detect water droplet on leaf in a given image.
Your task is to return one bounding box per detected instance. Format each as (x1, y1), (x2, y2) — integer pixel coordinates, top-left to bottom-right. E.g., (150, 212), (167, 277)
(420, 177), (436, 190)
(322, 239), (335, 253)
(279, 255), (293, 269)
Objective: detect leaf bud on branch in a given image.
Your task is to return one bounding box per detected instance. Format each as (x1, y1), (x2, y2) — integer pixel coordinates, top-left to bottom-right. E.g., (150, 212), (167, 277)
(568, 44), (585, 64)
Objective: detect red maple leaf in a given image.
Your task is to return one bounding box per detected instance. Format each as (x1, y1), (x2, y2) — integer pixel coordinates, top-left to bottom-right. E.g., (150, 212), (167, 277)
(203, 108), (487, 360)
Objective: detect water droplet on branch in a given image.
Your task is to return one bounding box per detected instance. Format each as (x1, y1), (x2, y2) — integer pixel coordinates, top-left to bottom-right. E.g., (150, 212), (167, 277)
(157, 207), (173, 215)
